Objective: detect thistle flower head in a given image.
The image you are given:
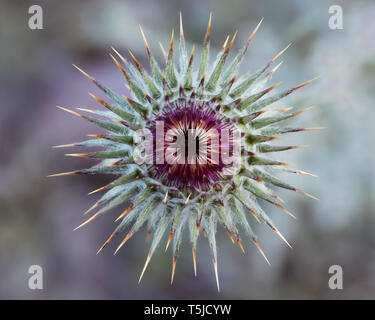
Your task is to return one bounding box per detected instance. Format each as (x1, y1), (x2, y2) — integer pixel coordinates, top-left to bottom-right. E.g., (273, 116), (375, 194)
(50, 13), (319, 291)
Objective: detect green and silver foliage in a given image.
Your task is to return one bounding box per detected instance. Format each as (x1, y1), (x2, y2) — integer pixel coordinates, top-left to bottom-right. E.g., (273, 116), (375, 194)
(50, 14), (320, 291)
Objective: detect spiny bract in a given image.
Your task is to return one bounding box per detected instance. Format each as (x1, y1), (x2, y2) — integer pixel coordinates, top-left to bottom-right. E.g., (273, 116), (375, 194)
(50, 14), (320, 291)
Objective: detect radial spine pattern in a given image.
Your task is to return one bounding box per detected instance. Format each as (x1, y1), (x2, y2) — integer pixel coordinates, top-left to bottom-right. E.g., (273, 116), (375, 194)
(50, 14), (320, 291)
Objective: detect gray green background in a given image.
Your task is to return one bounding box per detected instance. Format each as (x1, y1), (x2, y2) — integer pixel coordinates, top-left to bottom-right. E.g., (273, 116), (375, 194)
(1, 0), (374, 299)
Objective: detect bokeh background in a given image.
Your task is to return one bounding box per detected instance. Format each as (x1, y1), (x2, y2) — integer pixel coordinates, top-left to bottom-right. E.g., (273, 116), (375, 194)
(1, 0), (374, 299)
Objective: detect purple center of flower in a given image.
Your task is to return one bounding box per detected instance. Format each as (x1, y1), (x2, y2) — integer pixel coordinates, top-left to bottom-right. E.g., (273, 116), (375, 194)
(149, 100), (235, 192)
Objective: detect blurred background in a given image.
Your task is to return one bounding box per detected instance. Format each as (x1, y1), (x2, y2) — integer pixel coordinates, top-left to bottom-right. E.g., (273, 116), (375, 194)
(1, 0), (374, 299)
